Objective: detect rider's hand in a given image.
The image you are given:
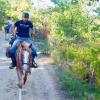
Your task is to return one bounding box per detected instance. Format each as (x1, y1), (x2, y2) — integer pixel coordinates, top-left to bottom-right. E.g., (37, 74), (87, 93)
(31, 34), (35, 40)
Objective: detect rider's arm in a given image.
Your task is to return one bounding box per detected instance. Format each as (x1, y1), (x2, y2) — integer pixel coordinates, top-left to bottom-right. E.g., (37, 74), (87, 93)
(30, 28), (35, 40)
(30, 22), (35, 37)
(12, 25), (16, 35)
(12, 21), (19, 35)
(31, 28), (35, 37)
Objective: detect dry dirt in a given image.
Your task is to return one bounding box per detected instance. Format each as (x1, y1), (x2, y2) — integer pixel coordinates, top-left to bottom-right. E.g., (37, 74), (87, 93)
(0, 32), (68, 100)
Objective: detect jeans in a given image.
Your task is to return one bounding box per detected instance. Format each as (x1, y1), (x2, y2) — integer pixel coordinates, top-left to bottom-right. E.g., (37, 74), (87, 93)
(10, 36), (37, 55)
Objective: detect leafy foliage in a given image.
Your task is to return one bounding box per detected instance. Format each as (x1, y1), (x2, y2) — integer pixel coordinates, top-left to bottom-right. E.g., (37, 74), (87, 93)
(0, 0), (9, 27)
(46, 0), (100, 99)
(0, 0), (100, 99)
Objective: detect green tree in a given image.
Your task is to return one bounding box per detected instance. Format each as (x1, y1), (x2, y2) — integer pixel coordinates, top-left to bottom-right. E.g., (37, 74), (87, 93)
(7, 0), (32, 20)
(45, 0), (100, 99)
(0, 0), (9, 27)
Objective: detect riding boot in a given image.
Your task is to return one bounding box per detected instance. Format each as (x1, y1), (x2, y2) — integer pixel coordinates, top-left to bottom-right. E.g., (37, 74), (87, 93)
(32, 53), (38, 68)
(9, 53), (16, 69)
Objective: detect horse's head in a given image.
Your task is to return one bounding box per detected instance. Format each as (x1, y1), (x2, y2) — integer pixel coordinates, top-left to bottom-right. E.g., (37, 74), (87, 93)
(17, 41), (32, 72)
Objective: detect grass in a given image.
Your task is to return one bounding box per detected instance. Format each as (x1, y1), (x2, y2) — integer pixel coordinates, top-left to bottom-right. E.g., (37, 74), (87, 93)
(57, 67), (100, 100)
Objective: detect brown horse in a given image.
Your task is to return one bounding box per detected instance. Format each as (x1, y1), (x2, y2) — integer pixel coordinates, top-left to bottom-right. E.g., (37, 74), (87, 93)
(16, 41), (32, 100)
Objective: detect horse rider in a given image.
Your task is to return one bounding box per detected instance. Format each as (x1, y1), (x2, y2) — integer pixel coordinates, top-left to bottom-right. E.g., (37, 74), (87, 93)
(4, 17), (12, 33)
(9, 12), (38, 69)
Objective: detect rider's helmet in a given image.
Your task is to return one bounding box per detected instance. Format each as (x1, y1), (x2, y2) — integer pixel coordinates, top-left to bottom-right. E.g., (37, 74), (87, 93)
(22, 12), (29, 18)
(8, 17), (11, 20)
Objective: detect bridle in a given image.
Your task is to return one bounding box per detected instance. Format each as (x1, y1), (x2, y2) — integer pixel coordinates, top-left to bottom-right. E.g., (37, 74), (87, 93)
(21, 53), (32, 65)
(22, 62), (29, 66)
(17, 42), (32, 74)
(21, 54), (32, 75)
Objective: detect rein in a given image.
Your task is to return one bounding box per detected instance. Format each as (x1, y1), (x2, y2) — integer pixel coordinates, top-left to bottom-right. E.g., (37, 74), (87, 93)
(22, 62), (29, 65)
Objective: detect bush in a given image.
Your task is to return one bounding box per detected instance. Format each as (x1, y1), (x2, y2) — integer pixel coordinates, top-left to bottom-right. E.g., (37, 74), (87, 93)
(59, 68), (98, 100)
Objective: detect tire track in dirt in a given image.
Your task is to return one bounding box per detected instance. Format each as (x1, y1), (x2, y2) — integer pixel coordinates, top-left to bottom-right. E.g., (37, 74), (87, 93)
(0, 32), (68, 100)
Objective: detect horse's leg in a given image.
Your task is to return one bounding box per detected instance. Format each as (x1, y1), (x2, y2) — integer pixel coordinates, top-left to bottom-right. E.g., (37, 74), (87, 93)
(5, 31), (7, 39)
(9, 27), (12, 40)
(5, 33), (9, 40)
(5, 31), (6, 37)
(23, 71), (28, 85)
(19, 88), (22, 100)
(17, 69), (23, 100)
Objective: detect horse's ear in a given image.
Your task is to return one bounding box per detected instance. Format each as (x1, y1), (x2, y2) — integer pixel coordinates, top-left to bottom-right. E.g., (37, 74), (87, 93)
(29, 44), (32, 48)
(21, 44), (24, 48)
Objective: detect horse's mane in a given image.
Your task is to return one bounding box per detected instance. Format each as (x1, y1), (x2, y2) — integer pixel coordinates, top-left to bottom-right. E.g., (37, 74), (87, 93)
(17, 41), (32, 53)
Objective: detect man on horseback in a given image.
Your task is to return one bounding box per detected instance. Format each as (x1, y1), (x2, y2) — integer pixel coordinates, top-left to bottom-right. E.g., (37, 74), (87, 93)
(9, 12), (38, 69)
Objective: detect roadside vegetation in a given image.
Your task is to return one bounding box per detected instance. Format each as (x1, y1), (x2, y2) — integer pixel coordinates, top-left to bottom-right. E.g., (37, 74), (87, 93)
(0, 0), (100, 99)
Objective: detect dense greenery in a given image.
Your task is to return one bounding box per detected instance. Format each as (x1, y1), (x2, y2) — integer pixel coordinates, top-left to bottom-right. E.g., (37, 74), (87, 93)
(48, 0), (100, 99)
(0, 0), (100, 99)
(0, 0), (42, 28)
(0, 0), (8, 27)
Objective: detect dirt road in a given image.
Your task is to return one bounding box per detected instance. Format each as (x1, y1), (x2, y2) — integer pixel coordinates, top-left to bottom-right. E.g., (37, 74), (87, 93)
(0, 32), (67, 100)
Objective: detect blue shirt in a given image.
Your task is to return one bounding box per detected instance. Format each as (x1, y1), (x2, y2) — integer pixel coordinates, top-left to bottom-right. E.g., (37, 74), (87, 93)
(14, 20), (33, 38)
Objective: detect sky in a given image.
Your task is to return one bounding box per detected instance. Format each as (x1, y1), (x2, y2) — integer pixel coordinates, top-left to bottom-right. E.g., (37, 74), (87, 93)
(31, 0), (55, 9)
(84, 1), (100, 16)
(31, 0), (100, 16)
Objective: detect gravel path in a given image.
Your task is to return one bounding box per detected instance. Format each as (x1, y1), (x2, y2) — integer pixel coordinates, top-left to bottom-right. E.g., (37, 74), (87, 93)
(0, 32), (67, 100)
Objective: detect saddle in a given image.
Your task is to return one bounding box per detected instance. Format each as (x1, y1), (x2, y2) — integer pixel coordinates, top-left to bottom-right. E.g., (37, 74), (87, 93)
(6, 46), (11, 58)
(6, 36), (16, 58)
